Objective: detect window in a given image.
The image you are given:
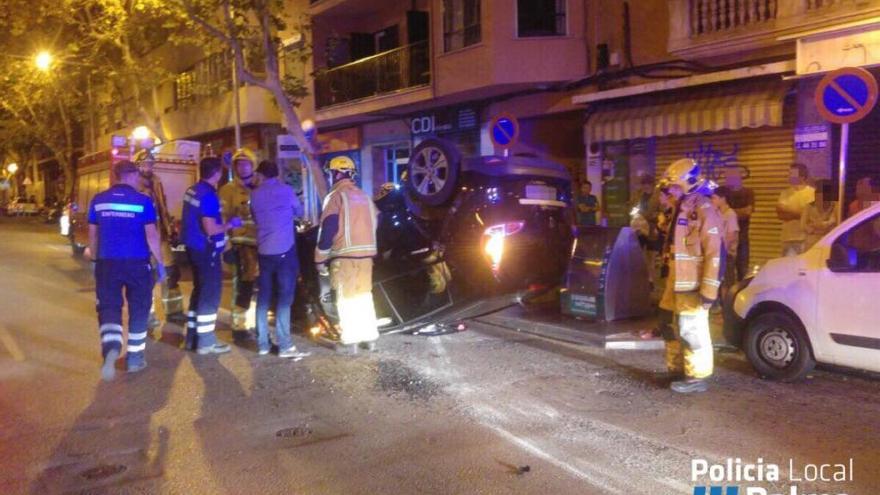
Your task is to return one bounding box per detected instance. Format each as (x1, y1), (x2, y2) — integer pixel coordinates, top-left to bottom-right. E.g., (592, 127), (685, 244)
(383, 144), (411, 185)
(517, 0), (566, 37)
(174, 71), (195, 109)
(443, 0), (481, 52)
(830, 213), (880, 272)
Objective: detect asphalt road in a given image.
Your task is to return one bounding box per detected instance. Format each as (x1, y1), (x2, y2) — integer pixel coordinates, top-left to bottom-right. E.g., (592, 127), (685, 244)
(1, 217), (879, 495)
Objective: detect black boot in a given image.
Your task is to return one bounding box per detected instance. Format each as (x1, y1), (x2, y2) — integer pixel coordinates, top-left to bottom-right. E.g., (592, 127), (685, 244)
(670, 378), (708, 394)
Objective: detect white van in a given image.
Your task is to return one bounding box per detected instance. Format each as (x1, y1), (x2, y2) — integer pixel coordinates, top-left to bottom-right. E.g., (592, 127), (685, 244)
(725, 202), (880, 381)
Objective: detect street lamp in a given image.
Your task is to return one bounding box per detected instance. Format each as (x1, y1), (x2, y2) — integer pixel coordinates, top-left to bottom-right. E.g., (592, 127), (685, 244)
(34, 51), (53, 71)
(131, 126), (152, 141)
(6, 163), (18, 175)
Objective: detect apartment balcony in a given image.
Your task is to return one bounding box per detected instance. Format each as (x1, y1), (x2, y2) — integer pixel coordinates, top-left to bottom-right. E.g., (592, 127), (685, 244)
(314, 41), (431, 109)
(668, 0), (880, 60)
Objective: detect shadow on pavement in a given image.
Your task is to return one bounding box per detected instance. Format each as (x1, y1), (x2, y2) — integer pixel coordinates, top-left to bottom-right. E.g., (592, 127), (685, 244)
(29, 343), (185, 494)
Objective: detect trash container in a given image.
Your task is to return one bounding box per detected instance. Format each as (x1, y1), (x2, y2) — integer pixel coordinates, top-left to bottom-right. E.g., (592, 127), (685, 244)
(560, 226), (651, 322)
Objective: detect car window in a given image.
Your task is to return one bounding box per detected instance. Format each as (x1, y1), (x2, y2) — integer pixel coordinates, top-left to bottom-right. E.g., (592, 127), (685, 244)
(834, 213), (880, 272)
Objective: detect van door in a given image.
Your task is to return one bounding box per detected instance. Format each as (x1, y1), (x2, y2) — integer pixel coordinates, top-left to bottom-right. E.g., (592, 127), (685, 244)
(817, 211), (880, 372)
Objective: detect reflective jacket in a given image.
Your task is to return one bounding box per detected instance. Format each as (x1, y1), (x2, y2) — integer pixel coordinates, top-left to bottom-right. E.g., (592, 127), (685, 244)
(315, 179), (378, 263)
(670, 193), (724, 302)
(219, 178), (257, 246)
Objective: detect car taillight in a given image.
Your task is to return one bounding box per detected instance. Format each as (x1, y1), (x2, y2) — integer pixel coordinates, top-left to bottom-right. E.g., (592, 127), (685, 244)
(483, 221), (525, 271)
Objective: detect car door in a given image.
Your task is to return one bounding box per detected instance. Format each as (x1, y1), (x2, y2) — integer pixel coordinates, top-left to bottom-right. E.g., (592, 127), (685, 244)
(817, 211), (880, 372)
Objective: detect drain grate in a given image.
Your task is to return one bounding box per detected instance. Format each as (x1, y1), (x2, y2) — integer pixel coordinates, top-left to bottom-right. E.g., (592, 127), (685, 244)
(276, 426), (312, 438)
(79, 464), (127, 480)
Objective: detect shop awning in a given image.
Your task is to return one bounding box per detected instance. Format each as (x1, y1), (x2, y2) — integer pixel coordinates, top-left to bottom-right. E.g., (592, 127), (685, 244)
(586, 81), (791, 142)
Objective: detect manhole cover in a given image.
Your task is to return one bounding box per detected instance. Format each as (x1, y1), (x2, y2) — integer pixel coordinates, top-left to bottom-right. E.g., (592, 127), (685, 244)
(276, 426), (312, 438)
(79, 464), (127, 480)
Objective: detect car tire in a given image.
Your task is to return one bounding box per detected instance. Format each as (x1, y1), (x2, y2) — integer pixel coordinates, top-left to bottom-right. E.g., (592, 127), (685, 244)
(406, 138), (461, 207)
(744, 312), (815, 382)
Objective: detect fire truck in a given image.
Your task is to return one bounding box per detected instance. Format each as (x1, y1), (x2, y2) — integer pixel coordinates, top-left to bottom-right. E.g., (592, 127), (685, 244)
(66, 140), (200, 256)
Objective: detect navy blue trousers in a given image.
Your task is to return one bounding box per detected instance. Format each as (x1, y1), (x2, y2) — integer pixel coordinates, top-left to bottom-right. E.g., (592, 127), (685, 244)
(186, 247), (222, 349)
(95, 259), (152, 365)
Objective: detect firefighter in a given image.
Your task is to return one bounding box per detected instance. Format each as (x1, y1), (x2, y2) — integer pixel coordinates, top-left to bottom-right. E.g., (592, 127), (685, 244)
(315, 156), (379, 353)
(87, 161), (165, 380)
(219, 148), (260, 339)
(134, 149), (185, 327)
(181, 157), (241, 354)
(657, 158), (724, 394)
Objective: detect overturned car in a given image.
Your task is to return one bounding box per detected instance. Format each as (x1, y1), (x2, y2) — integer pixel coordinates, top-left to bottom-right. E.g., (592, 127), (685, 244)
(296, 138), (574, 338)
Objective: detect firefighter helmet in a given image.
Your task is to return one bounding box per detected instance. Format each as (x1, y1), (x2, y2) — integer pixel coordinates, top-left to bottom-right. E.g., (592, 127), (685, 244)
(133, 149), (155, 163)
(328, 155), (356, 172)
(660, 158), (706, 195)
(231, 147), (257, 165)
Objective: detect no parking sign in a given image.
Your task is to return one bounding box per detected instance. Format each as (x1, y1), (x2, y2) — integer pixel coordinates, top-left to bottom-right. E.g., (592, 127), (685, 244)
(815, 67), (879, 224)
(489, 113), (520, 150)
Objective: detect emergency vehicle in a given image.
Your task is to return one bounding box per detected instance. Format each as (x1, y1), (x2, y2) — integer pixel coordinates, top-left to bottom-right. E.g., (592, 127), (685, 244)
(66, 140), (200, 256)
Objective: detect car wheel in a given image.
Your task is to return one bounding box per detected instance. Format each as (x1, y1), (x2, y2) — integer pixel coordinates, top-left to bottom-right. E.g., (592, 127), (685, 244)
(407, 138), (461, 207)
(744, 312), (815, 382)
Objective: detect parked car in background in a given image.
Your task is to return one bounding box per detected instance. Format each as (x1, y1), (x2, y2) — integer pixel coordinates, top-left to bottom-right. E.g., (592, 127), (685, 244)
(8, 198), (39, 216)
(724, 202), (880, 381)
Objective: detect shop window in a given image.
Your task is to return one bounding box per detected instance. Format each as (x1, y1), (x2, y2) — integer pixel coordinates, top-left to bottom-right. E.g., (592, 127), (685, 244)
(383, 144), (411, 185)
(443, 0), (481, 52)
(174, 71), (195, 109)
(517, 0), (566, 37)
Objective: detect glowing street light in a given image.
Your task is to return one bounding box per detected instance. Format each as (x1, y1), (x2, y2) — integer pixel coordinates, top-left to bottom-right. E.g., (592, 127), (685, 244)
(34, 51), (53, 71)
(131, 126), (152, 141)
(6, 163), (18, 175)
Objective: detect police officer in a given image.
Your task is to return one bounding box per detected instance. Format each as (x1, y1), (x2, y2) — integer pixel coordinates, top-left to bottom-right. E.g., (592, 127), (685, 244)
(315, 156), (380, 353)
(219, 148), (259, 338)
(657, 158), (724, 394)
(88, 161), (166, 380)
(134, 149), (185, 326)
(181, 157), (242, 355)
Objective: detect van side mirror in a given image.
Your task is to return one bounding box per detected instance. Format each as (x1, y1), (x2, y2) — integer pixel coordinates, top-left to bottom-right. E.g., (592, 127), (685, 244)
(827, 243), (857, 272)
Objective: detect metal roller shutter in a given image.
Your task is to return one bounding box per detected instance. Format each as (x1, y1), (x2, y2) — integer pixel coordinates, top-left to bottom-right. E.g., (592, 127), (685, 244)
(655, 126), (795, 267)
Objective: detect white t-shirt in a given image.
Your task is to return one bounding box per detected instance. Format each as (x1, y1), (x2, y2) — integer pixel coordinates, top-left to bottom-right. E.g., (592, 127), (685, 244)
(778, 186), (815, 242)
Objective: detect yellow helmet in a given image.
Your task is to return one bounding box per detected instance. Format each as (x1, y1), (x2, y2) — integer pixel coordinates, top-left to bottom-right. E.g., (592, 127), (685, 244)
(660, 158), (705, 194)
(133, 149), (155, 163)
(328, 155), (356, 172)
(231, 147), (257, 165)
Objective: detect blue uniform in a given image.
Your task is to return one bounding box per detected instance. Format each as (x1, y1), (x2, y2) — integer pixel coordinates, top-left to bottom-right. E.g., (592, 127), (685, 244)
(88, 184), (156, 368)
(181, 181), (226, 349)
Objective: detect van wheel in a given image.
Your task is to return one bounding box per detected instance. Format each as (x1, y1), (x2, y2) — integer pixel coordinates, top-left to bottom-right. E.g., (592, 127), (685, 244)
(744, 312), (815, 382)
(407, 138), (461, 207)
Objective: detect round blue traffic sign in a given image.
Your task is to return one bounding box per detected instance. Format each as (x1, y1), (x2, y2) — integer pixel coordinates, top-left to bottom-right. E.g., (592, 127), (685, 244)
(489, 114), (520, 149)
(815, 67), (878, 124)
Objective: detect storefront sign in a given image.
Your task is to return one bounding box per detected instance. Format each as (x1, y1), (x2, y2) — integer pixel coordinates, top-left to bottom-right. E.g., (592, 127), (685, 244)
(276, 134), (300, 159)
(317, 127), (360, 154)
(410, 107), (479, 136)
(795, 124), (829, 150)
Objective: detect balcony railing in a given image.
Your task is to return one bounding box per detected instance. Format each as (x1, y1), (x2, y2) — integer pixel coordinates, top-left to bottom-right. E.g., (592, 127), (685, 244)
(688, 0), (777, 36)
(670, 0), (880, 59)
(314, 41), (430, 109)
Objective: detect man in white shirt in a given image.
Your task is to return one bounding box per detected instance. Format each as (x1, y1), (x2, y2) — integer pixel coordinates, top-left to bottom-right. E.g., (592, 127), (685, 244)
(776, 163), (815, 257)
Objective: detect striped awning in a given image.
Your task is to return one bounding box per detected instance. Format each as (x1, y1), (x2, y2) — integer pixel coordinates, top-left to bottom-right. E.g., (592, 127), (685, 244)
(587, 81), (791, 142)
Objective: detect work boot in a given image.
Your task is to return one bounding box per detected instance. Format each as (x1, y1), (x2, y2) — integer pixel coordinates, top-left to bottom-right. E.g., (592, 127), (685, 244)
(101, 349), (120, 382)
(166, 312), (187, 324)
(334, 343), (358, 355)
(670, 378), (708, 394)
(148, 313), (161, 330)
(358, 340), (378, 352)
(231, 308), (249, 331)
(126, 358), (147, 374)
(197, 343), (232, 355)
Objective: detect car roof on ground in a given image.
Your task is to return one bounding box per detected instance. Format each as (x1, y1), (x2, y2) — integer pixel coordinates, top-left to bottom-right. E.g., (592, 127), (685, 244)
(461, 154), (571, 182)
